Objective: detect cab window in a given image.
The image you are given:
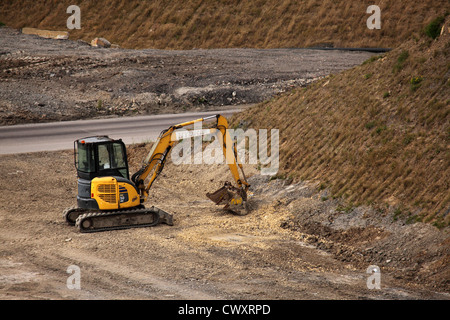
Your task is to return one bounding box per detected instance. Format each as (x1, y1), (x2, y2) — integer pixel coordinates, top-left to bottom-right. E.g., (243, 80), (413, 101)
(77, 142), (95, 173)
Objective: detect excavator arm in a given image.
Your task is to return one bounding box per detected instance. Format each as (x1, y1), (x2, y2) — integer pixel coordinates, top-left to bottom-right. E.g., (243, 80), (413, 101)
(131, 114), (251, 215)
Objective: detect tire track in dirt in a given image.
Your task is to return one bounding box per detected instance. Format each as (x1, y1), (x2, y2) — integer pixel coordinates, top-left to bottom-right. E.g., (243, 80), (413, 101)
(54, 247), (219, 300)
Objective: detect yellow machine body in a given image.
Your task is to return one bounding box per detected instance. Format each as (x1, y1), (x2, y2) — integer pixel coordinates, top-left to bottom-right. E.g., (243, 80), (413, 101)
(91, 176), (141, 211)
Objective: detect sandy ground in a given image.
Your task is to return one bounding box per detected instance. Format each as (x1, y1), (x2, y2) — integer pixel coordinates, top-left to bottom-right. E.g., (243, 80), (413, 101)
(0, 145), (448, 300)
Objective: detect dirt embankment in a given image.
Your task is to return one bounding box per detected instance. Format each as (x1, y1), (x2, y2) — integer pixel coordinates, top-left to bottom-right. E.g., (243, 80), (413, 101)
(235, 18), (450, 227)
(0, 0), (448, 49)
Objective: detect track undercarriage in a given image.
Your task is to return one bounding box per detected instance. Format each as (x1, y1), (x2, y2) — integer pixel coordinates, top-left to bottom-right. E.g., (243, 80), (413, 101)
(63, 206), (173, 233)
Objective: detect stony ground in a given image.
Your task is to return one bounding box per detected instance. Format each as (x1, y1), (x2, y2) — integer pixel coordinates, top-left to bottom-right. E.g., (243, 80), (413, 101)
(0, 27), (375, 125)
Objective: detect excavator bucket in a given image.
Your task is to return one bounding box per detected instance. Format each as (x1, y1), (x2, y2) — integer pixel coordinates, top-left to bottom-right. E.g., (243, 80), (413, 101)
(206, 182), (249, 216)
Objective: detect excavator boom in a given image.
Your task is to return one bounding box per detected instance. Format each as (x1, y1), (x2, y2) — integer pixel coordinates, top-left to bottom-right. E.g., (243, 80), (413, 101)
(132, 115), (249, 203)
(131, 114), (250, 214)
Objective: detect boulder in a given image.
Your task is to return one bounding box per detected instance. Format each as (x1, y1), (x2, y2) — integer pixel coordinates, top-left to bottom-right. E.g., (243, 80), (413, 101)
(90, 37), (111, 48)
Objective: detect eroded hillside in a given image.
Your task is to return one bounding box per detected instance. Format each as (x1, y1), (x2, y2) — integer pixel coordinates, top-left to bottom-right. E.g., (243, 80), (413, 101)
(0, 0), (448, 49)
(235, 19), (450, 226)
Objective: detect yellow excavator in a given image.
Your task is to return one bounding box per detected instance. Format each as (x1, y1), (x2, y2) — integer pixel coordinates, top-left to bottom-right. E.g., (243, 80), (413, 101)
(63, 114), (250, 232)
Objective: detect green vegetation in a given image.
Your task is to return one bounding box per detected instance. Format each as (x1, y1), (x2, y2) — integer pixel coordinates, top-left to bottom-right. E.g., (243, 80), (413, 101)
(402, 133), (415, 145)
(410, 76), (423, 91)
(96, 99), (103, 110)
(393, 207), (402, 221)
(375, 125), (387, 135)
(424, 16), (445, 39)
(362, 55), (383, 65)
(336, 204), (354, 214)
(393, 50), (409, 73)
(365, 121), (376, 129)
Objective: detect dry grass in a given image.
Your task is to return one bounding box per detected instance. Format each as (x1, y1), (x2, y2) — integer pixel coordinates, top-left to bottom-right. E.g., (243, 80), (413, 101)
(0, 0), (448, 49)
(233, 21), (450, 227)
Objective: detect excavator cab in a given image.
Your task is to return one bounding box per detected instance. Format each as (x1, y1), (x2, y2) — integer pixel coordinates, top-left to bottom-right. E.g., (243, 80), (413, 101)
(75, 136), (129, 180)
(74, 136), (133, 210)
(66, 136), (173, 232)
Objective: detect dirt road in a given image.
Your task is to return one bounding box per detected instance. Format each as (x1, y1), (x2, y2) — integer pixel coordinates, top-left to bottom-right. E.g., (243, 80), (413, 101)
(0, 146), (448, 300)
(0, 27), (375, 125)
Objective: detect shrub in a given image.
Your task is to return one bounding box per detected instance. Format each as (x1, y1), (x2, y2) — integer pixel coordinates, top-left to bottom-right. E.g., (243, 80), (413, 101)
(424, 16), (445, 39)
(362, 55), (383, 65)
(376, 124), (387, 134)
(397, 50), (409, 64)
(410, 76), (423, 91)
(365, 121), (376, 129)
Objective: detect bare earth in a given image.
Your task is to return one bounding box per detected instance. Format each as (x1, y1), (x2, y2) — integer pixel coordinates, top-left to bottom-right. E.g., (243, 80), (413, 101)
(0, 27), (375, 125)
(0, 146), (448, 300)
(0, 28), (448, 301)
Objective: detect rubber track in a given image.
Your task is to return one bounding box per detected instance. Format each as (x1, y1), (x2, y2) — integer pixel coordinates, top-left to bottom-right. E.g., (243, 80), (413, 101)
(75, 207), (161, 233)
(63, 206), (89, 225)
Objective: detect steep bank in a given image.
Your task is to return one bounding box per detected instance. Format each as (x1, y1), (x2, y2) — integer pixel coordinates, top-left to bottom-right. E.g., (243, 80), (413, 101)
(0, 0), (448, 49)
(235, 19), (449, 226)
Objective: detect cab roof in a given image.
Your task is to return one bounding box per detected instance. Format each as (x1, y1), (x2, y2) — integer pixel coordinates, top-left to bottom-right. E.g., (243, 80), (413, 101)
(77, 136), (120, 144)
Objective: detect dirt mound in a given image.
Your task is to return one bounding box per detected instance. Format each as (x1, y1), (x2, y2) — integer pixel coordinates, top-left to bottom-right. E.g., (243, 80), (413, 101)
(235, 17), (450, 226)
(0, 0), (448, 49)
(278, 191), (449, 291)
